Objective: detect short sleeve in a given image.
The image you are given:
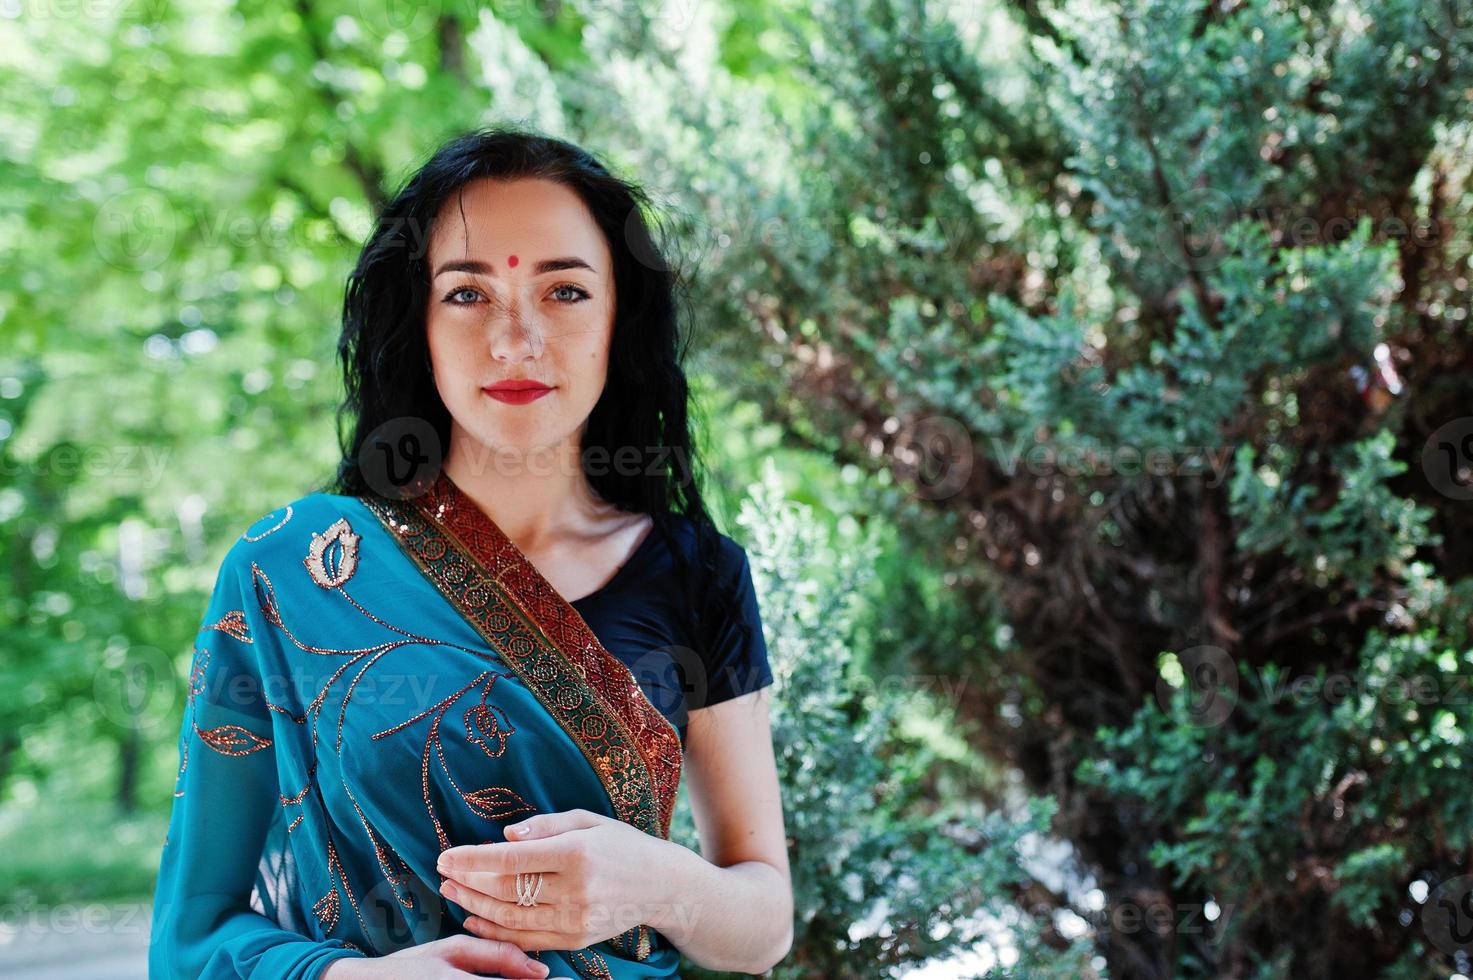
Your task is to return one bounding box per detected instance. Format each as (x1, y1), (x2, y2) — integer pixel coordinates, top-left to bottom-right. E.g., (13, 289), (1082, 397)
(148, 539), (368, 980)
(694, 545), (774, 708)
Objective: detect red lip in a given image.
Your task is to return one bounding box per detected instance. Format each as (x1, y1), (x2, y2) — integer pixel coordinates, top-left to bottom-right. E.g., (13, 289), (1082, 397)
(482, 381), (554, 405)
(483, 380), (553, 392)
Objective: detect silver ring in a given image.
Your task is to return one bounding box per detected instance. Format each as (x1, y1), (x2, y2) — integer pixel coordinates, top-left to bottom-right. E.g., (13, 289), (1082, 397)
(515, 871), (545, 907)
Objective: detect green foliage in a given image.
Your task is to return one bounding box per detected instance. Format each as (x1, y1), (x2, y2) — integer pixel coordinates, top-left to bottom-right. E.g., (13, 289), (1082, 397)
(584, 0), (1472, 974)
(1334, 844), (1408, 929)
(667, 463), (1093, 977)
(1081, 568), (1473, 976)
(1230, 429), (1441, 596)
(5, 0), (1473, 975)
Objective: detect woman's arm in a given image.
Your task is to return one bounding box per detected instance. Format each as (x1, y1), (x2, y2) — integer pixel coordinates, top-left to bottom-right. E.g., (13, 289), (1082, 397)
(148, 542), (368, 980)
(435, 688), (793, 972)
(649, 686), (792, 974)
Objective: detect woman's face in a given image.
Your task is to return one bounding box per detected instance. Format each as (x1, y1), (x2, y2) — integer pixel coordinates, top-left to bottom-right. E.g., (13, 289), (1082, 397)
(424, 177), (616, 466)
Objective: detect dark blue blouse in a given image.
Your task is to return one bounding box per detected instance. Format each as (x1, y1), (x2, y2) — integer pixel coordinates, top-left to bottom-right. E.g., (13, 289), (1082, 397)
(570, 515), (773, 748)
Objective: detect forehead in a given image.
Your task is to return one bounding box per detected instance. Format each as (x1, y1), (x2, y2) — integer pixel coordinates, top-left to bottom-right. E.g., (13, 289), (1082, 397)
(426, 177), (610, 271)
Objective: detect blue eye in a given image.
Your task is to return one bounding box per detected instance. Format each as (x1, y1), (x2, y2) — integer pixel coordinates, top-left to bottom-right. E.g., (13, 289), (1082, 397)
(443, 286), (482, 305)
(551, 284), (590, 304)
(441, 284), (589, 305)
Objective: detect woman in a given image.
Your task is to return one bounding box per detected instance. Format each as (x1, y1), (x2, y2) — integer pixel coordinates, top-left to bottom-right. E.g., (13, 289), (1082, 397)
(148, 127), (793, 979)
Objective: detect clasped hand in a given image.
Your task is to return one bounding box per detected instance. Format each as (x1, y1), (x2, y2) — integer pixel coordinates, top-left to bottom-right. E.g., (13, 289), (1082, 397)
(437, 808), (672, 952)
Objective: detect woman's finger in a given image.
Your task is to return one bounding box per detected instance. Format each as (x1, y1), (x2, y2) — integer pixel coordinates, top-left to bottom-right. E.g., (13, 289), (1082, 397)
(446, 869), (563, 905)
(464, 916), (568, 954)
(438, 934), (550, 978)
(444, 881), (565, 933)
(441, 836), (580, 875)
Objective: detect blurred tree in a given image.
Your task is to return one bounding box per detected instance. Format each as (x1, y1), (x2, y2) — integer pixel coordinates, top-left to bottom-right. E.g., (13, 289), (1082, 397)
(0, 0), (1092, 974)
(6, 0), (1473, 976)
(563, 0), (1473, 975)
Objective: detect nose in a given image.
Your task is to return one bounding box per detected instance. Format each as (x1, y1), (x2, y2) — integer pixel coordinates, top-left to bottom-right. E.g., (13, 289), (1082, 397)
(484, 289), (544, 362)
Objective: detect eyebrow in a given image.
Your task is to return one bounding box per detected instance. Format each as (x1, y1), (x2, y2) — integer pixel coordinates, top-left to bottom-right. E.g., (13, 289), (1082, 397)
(431, 256), (596, 279)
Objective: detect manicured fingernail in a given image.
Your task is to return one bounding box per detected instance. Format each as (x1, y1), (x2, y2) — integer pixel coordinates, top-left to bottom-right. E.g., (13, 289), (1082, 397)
(531, 963), (549, 977)
(507, 824), (526, 836)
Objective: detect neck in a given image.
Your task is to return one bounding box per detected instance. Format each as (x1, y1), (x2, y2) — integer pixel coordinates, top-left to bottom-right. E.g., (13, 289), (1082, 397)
(440, 423), (612, 550)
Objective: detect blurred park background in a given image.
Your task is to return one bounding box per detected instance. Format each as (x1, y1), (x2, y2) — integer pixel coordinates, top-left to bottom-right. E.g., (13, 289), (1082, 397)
(3, 0), (1473, 977)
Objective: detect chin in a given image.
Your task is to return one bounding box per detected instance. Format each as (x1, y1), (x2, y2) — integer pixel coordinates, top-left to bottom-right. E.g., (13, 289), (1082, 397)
(460, 418), (570, 460)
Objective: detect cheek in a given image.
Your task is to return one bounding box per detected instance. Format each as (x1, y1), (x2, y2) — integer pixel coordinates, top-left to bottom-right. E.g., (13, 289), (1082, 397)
(580, 333), (610, 372)
(426, 317), (475, 364)
(551, 316), (607, 359)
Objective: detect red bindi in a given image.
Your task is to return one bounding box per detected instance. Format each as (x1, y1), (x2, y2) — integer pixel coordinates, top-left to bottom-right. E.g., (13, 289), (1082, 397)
(507, 254), (518, 268)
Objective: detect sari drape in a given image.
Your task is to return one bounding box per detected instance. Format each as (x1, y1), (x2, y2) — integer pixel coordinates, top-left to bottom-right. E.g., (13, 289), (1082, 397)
(148, 471), (685, 979)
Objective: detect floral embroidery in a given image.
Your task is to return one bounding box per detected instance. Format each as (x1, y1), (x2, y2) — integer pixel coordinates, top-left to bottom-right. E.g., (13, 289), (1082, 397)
(608, 924), (652, 962)
(196, 723), (272, 756)
(176, 498), (672, 966)
(202, 610), (251, 643)
(570, 947), (615, 980)
(241, 504), (293, 542)
(463, 787), (538, 821)
(173, 645), (274, 798)
(304, 517), (361, 588)
(179, 511), (538, 954)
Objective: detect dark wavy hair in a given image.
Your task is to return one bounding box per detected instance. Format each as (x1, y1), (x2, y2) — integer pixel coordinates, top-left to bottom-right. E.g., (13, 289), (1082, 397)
(322, 125), (742, 688)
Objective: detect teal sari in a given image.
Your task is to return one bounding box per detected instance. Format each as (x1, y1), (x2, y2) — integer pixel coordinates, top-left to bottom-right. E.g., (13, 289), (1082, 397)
(149, 471), (685, 979)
